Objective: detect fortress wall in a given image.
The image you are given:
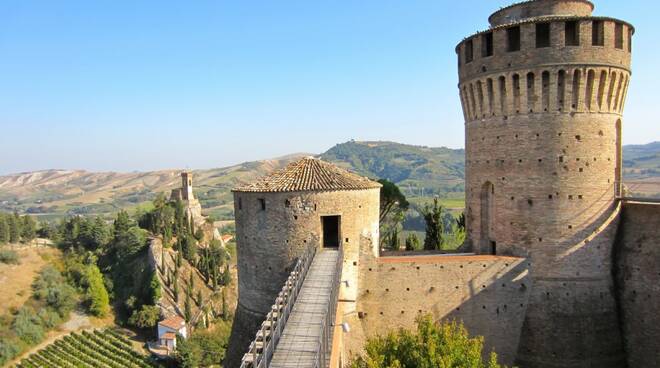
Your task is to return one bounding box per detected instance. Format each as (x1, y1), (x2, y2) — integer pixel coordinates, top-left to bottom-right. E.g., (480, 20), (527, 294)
(614, 201), (660, 368)
(344, 250), (531, 366)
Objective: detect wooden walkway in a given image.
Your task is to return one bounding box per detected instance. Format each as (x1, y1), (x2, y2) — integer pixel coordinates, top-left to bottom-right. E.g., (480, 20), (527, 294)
(269, 250), (339, 368)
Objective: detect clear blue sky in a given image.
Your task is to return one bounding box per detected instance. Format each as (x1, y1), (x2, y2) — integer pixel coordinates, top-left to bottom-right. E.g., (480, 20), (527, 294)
(1, 1), (658, 174)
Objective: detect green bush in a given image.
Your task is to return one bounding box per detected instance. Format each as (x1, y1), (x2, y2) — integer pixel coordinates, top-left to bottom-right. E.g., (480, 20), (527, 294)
(351, 314), (507, 368)
(0, 337), (22, 366)
(128, 305), (161, 329)
(13, 307), (44, 345)
(0, 248), (19, 264)
(86, 265), (110, 317)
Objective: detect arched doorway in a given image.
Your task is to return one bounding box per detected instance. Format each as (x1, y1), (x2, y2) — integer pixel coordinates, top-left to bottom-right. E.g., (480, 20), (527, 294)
(615, 119), (622, 197)
(480, 182), (495, 254)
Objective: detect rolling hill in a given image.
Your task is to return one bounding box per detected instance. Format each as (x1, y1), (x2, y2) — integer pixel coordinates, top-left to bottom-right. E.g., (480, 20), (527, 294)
(0, 141), (658, 220)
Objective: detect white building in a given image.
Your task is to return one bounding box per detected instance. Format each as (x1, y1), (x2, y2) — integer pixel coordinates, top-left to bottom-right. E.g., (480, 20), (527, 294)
(157, 315), (187, 352)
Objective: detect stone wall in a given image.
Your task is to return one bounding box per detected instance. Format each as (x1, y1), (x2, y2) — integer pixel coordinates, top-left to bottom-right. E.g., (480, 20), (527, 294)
(225, 188), (380, 367)
(614, 201), (660, 368)
(343, 249), (531, 366)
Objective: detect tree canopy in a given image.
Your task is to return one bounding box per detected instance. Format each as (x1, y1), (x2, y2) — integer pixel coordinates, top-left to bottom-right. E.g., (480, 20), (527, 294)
(351, 315), (507, 368)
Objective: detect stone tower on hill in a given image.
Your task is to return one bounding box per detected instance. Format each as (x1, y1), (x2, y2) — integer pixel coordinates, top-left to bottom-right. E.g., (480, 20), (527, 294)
(456, 1), (633, 367)
(170, 171), (203, 226)
(225, 157), (381, 367)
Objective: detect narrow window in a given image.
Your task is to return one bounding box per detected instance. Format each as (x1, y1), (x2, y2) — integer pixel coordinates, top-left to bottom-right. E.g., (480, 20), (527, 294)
(285, 199), (291, 208)
(565, 21), (580, 46)
(513, 74), (521, 113)
(527, 72), (536, 112)
(482, 32), (494, 57)
(597, 70), (607, 109)
(536, 23), (551, 48)
(465, 39), (474, 63)
(487, 78), (494, 115)
(607, 72), (618, 109)
(592, 20), (604, 46)
(498, 76), (507, 115)
(469, 84), (477, 119)
(615, 23), (624, 49)
(572, 69), (581, 110)
(258, 198), (266, 211)
(507, 27), (521, 52)
(542, 71), (550, 111)
(557, 70), (566, 111)
(477, 81), (485, 117)
(585, 70), (595, 111)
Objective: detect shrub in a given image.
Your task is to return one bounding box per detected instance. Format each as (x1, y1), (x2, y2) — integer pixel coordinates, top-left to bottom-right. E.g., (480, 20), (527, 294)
(86, 265), (110, 316)
(13, 307), (44, 345)
(0, 337), (22, 366)
(350, 314), (507, 368)
(128, 305), (160, 329)
(0, 248), (19, 264)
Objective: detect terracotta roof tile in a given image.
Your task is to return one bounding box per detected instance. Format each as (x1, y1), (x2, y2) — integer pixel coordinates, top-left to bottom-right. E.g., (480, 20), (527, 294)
(232, 157), (381, 193)
(159, 315), (185, 330)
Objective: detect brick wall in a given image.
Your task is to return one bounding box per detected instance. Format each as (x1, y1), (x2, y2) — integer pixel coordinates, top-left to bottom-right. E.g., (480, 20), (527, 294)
(614, 201), (660, 368)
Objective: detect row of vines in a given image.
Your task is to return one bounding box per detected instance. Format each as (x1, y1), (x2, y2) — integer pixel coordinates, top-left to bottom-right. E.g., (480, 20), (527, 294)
(15, 329), (160, 368)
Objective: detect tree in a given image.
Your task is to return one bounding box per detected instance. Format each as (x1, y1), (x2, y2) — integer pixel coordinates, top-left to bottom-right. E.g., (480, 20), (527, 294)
(184, 293), (192, 322)
(221, 288), (229, 321)
(350, 315), (507, 368)
(86, 265), (110, 317)
(21, 216), (37, 243)
(405, 233), (421, 251)
(8, 213), (21, 243)
(0, 215), (9, 244)
(197, 290), (203, 307)
(422, 198), (445, 250)
(386, 226), (400, 250)
(378, 179), (409, 247)
(149, 271), (162, 304)
(128, 305), (161, 329)
(221, 266), (231, 286)
(189, 271), (195, 290)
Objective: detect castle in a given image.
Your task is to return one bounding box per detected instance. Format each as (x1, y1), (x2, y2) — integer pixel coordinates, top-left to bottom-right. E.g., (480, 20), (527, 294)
(226, 1), (660, 367)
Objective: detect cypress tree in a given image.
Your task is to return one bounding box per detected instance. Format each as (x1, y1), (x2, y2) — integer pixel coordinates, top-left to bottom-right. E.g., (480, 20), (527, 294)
(21, 216), (37, 243)
(9, 213), (21, 243)
(0, 214), (9, 244)
(221, 288), (229, 321)
(197, 290), (203, 307)
(184, 293), (192, 322)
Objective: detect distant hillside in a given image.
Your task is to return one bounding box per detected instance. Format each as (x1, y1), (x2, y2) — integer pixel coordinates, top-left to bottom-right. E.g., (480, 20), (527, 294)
(321, 141), (465, 197)
(1, 141), (658, 219)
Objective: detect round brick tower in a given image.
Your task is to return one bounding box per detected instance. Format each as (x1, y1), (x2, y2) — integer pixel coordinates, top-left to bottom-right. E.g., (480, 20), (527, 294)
(456, 1), (633, 367)
(225, 157), (381, 367)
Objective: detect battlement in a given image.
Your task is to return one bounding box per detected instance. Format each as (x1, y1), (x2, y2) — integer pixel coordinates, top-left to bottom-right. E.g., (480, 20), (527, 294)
(489, 0), (594, 27)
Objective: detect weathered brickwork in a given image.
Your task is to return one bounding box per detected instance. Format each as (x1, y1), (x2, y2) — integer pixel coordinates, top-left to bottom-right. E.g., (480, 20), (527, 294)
(614, 201), (660, 368)
(457, 1), (633, 367)
(344, 250), (531, 366)
(226, 187), (380, 367)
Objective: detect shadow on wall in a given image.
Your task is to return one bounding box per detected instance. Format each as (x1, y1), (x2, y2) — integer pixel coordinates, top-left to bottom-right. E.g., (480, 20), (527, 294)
(614, 201), (660, 368)
(347, 247), (532, 366)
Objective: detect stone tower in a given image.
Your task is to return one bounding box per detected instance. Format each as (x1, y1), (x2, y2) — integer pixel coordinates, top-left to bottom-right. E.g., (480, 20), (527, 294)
(181, 171), (193, 201)
(225, 157), (381, 367)
(456, 1), (633, 367)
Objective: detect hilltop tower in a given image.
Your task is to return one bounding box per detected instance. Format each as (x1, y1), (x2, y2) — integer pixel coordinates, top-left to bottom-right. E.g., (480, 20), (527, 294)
(225, 157), (381, 366)
(181, 171), (193, 201)
(456, 1), (633, 367)
(170, 171), (203, 226)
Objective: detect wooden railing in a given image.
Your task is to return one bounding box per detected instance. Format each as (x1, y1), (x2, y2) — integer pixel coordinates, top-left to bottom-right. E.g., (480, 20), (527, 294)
(239, 245), (317, 368)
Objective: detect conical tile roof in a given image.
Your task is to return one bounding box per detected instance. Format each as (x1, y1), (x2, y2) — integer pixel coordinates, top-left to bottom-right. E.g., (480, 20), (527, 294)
(232, 157), (381, 193)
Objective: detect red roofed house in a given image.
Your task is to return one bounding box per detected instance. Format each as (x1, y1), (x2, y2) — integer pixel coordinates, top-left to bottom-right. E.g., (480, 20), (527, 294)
(157, 315), (187, 352)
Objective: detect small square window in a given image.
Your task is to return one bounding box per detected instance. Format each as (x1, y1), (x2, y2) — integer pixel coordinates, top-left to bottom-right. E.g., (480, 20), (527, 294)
(615, 23), (624, 49)
(565, 21), (580, 46)
(536, 23), (551, 48)
(465, 39), (474, 63)
(507, 27), (521, 52)
(482, 32), (493, 57)
(592, 20), (604, 46)
(258, 198), (266, 211)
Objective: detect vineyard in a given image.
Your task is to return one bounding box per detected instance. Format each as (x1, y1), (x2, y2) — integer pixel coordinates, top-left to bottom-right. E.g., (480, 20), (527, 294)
(15, 329), (161, 368)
